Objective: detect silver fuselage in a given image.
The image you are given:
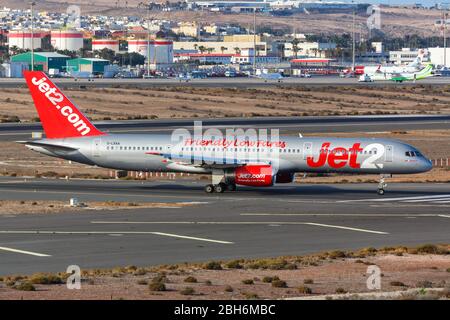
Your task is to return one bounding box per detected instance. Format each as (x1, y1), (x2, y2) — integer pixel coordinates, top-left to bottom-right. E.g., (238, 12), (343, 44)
(26, 134), (433, 176)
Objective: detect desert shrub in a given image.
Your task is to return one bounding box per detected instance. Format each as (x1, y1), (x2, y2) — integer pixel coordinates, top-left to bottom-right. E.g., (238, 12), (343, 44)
(271, 280), (287, 288)
(415, 244), (448, 255)
(335, 287), (347, 294)
(149, 282), (166, 292)
(225, 260), (243, 269)
(262, 276), (279, 283)
(390, 281), (406, 287)
(13, 281), (36, 291)
(224, 285), (234, 292)
(416, 280), (433, 288)
(29, 273), (62, 285)
(184, 276), (197, 283)
(242, 279), (254, 285)
(303, 279), (314, 284)
(151, 275), (167, 283)
(204, 280), (212, 286)
(204, 261), (222, 270)
(243, 292), (259, 300)
(137, 279), (148, 285)
(328, 250), (347, 259)
(298, 286), (312, 294)
(180, 287), (195, 295)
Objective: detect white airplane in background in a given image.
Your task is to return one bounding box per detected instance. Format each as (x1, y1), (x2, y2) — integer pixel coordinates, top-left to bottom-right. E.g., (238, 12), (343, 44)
(20, 71), (432, 195)
(362, 54), (425, 78)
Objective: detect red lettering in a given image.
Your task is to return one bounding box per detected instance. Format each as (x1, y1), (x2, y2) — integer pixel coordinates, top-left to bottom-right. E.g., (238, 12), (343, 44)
(306, 142), (361, 169)
(306, 142), (330, 168)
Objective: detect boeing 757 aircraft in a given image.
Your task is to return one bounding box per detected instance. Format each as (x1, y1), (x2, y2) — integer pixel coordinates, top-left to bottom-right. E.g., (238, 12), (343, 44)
(20, 71), (432, 195)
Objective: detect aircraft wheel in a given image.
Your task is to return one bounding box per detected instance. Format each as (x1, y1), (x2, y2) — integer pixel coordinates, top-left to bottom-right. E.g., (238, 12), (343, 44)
(205, 184), (215, 193)
(214, 183), (226, 193)
(227, 183), (237, 191)
(377, 188), (385, 196)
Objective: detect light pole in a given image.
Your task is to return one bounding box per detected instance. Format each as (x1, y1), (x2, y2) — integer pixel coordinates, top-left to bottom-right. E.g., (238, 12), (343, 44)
(444, 12), (448, 67)
(352, 1), (355, 72)
(30, 1), (36, 71)
(253, 8), (256, 75)
(146, 4), (152, 78)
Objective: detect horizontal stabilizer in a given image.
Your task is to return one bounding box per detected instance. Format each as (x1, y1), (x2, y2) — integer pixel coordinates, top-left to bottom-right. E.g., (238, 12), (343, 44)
(16, 141), (79, 152)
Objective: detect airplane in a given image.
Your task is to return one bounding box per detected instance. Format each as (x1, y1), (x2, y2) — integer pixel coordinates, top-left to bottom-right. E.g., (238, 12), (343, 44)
(363, 55), (424, 75)
(19, 71), (433, 195)
(390, 64), (434, 83)
(253, 71), (284, 82)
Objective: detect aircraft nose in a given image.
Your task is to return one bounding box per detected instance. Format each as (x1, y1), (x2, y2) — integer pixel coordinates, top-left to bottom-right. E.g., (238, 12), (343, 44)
(421, 158), (433, 172)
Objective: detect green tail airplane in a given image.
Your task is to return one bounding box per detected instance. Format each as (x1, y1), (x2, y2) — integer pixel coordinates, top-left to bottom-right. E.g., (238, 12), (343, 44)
(390, 64), (434, 83)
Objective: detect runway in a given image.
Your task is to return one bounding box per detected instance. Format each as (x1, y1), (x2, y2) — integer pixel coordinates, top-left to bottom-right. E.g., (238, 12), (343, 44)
(0, 177), (448, 275)
(2, 76), (450, 88)
(1, 114), (449, 142)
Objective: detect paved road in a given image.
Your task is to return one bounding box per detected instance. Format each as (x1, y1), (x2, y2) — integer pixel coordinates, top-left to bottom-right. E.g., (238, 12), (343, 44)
(1, 114), (449, 142)
(2, 76), (450, 88)
(0, 177), (448, 275)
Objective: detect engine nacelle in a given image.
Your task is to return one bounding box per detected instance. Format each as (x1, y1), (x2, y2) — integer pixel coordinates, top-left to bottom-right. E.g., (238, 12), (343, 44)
(275, 172), (295, 183)
(227, 165), (274, 187)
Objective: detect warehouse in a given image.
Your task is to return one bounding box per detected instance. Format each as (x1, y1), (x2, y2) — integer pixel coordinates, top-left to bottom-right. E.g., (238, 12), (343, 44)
(10, 52), (70, 72)
(66, 58), (110, 75)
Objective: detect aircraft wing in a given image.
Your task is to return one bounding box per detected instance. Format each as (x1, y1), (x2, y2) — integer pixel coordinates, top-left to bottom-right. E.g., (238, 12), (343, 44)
(16, 141), (79, 152)
(146, 151), (270, 168)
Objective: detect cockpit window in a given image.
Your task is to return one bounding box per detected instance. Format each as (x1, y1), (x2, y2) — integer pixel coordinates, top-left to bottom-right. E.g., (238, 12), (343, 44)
(405, 151), (422, 157)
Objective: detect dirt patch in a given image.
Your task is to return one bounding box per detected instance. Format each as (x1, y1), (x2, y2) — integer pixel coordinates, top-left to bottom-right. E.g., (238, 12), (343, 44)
(0, 245), (448, 300)
(0, 200), (200, 216)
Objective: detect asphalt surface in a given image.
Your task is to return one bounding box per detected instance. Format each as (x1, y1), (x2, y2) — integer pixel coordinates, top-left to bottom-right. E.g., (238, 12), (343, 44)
(1, 114), (449, 142)
(0, 177), (449, 275)
(2, 76), (450, 88)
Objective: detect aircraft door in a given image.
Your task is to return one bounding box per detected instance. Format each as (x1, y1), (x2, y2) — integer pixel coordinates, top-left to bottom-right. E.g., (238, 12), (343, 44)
(303, 142), (312, 160)
(385, 145), (393, 162)
(92, 138), (102, 157)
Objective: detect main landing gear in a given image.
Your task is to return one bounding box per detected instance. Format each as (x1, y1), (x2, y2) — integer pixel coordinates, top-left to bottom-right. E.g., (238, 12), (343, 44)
(377, 175), (389, 195)
(204, 183), (237, 193)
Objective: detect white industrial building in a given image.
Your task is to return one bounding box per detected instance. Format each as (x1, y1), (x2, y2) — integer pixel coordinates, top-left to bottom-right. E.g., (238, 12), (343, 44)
(128, 39), (173, 68)
(51, 30), (84, 51)
(389, 48), (419, 65)
(92, 39), (119, 52)
(8, 30), (43, 51)
(428, 47), (450, 67)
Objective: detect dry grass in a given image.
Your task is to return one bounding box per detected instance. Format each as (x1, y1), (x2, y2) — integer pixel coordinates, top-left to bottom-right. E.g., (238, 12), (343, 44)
(0, 244), (448, 300)
(1, 85), (450, 123)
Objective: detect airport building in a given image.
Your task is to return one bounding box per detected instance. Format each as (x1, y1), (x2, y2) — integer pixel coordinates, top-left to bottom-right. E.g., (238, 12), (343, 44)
(66, 57), (110, 74)
(283, 41), (336, 58)
(50, 30), (84, 52)
(173, 40), (267, 56)
(389, 48), (420, 65)
(11, 52), (70, 72)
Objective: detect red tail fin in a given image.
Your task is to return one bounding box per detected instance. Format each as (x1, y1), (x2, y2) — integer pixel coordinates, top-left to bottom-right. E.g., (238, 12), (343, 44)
(24, 71), (105, 139)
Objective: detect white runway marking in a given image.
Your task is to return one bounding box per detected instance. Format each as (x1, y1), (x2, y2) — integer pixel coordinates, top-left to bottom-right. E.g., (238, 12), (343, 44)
(338, 194), (450, 204)
(0, 246), (51, 257)
(438, 214), (450, 218)
(241, 213), (440, 217)
(0, 230), (232, 244)
(90, 221), (388, 235)
(150, 232), (233, 244)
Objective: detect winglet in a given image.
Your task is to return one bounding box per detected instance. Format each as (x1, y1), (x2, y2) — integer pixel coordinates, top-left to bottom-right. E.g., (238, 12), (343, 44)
(24, 71), (105, 139)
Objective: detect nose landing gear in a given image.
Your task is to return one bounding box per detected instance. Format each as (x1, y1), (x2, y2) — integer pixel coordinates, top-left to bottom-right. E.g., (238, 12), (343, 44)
(377, 175), (389, 195)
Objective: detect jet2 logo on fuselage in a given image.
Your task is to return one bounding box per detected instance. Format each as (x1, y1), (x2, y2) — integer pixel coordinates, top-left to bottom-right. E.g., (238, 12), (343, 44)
(307, 142), (363, 169)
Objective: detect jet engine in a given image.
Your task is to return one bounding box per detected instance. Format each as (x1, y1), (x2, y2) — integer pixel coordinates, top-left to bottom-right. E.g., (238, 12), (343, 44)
(225, 164), (274, 187)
